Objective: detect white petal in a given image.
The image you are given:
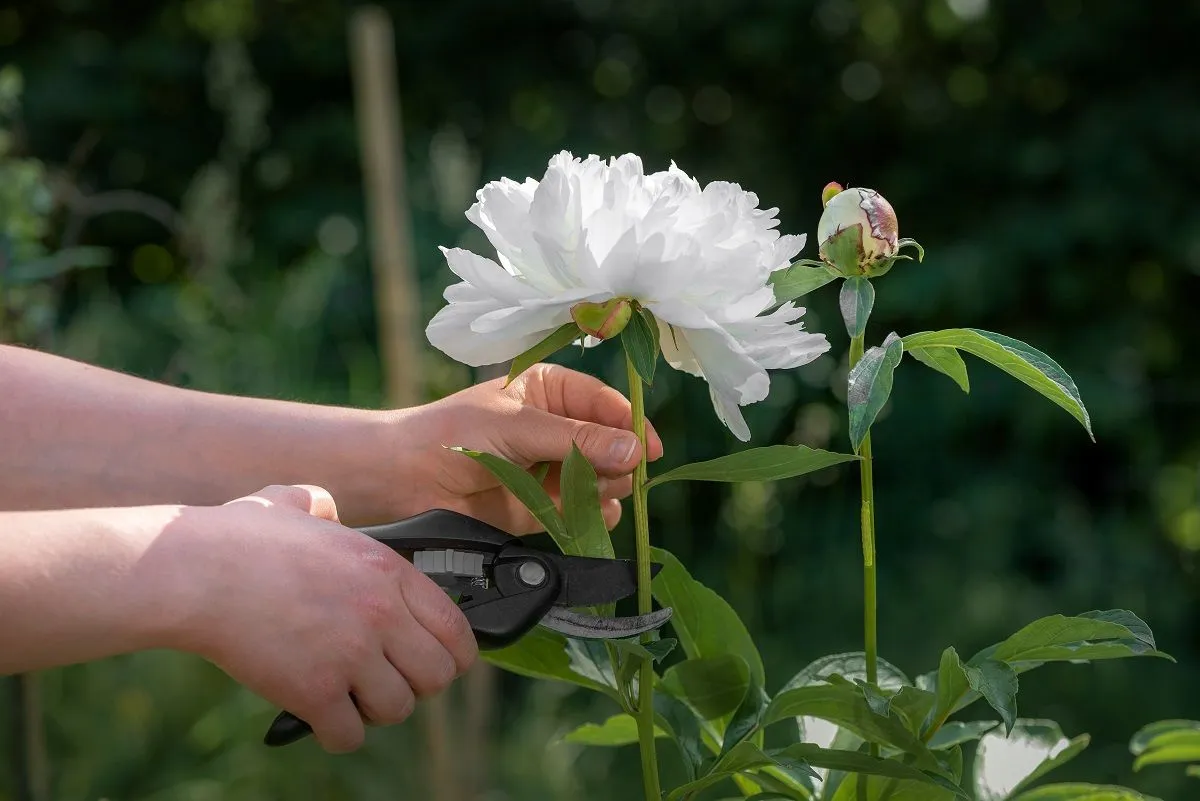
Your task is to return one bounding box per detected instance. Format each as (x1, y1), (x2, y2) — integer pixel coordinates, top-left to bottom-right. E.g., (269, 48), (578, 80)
(723, 303), (832, 370)
(709, 385), (752, 442)
(425, 300), (548, 367)
(440, 247), (540, 305)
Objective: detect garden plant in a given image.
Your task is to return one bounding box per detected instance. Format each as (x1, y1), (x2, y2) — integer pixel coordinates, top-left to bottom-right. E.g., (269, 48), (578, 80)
(421, 151), (1193, 801)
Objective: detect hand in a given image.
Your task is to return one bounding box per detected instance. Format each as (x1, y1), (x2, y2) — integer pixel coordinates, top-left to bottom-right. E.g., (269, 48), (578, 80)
(390, 363), (664, 534)
(174, 484), (478, 753)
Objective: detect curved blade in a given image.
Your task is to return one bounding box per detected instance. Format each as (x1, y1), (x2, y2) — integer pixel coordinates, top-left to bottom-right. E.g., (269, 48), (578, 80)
(539, 606), (673, 640)
(550, 555), (663, 607)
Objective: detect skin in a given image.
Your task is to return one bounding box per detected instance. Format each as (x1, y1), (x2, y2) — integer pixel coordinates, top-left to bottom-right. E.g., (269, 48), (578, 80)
(0, 344), (663, 752)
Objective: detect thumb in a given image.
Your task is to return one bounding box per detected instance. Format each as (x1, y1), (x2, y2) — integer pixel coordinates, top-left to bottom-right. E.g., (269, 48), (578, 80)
(232, 484), (341, 523)
(502, 409), (642, 477)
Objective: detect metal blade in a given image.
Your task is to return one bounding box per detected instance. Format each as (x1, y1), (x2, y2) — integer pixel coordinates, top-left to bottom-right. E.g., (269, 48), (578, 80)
(549, 555), (663, 607)
(538, 606), (673, 640)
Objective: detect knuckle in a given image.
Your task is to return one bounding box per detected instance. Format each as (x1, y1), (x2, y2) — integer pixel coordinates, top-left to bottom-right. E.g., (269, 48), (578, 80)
(413, 651), (458, 697)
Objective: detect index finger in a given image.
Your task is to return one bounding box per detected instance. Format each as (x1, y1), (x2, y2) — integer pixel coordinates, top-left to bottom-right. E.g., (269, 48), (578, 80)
(528, 364), (664, 461)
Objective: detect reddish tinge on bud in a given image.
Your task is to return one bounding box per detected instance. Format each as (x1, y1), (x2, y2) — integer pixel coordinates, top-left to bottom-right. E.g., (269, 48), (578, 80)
(821, 181), (844, 207)
(571, 297), (633, 340)
(817, 186), (899, 268)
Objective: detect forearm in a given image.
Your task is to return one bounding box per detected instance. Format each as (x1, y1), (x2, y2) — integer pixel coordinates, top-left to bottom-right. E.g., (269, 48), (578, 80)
(0, 345), (409, 525)
(0, 505), (199, 673)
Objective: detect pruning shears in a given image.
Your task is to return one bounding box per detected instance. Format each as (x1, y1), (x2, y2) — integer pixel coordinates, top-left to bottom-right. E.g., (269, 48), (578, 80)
(264, 508), (672, 747)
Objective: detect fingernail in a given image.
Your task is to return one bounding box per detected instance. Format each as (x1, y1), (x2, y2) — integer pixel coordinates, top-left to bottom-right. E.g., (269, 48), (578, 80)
(610, 435), (638, 466)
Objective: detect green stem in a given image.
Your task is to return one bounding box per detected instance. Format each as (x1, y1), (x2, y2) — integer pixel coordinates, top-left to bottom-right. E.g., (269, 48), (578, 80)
(626, 355), (661, 801)
(849, 333), (879, 753)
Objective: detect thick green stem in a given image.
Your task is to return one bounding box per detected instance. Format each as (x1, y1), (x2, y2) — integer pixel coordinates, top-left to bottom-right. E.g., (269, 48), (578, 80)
(626, 356), (661, 801)
(849, 334), (879, 688)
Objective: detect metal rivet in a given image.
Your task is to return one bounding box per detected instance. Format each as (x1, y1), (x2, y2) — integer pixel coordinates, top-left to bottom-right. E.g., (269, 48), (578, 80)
(518, 560), (547, 587)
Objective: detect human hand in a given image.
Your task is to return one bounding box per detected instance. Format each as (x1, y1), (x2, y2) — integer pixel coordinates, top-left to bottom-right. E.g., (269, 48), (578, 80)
(173, 484), (477, 753)
(388, 363), (664, 534)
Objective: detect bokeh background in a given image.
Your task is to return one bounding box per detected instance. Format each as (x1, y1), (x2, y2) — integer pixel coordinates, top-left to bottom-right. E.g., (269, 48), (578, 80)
(2, 0), (1199, 799)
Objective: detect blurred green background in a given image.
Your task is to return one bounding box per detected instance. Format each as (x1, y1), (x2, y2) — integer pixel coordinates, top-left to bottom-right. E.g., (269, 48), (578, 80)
(2, 0), (1199, 798)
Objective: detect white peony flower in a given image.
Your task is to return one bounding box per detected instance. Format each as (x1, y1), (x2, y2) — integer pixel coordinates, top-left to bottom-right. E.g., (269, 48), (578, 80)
(425, 151), (830, 441)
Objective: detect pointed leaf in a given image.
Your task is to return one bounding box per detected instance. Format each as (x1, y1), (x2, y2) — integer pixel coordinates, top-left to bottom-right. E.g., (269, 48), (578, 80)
(1129, 719), (1200, 771)
(483, 628), (614, 698)
(665, 742), (818, 801)
(661, 654), (751, 721)
(973, 719), (1090, 801)
(928, 720), (999, 750)
(847, 332), (904, 452)
(839, 276), (875, 338)
(560, 444), (614, 559)
(780, 744), (969, 797)
(644, 445), (858, 490)
(449, 447), (567, 548)
(987, 610), (1171, 664)
(721, 674), (769, 756)
(779, 651), (911, 693)
(932, 647), (1018, 735)
(908, 345), (970, 393)
(963, 660), (1019, 735)
(831, 773), (962, 801)
(560, 714), (668, 746)
(855, 679), (893, 718)
(622, 306), (660, 385)
(764, 681), (943, 772)
(900, 328), (1093, 439)
(1010, 785), (1161, 801)
(650, 547), (765, 686)
(505, 322), (582, 385)
(654, 691), (706, 781)
(770, 262), (838, 302)
(892, 686), (938, 734)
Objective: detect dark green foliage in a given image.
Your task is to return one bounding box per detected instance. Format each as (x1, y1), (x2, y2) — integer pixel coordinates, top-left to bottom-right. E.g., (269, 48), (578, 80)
(2, 0), (1200, 799)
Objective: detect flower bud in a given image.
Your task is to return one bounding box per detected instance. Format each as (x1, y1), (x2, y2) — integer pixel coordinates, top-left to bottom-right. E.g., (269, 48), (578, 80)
(817, 186), (899, 272)
(821, 181), (844, 207)
(571, 297), (633, 340)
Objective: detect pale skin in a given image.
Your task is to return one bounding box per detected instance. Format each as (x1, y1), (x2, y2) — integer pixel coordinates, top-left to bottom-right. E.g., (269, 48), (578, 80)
(0, 344), (663, 753)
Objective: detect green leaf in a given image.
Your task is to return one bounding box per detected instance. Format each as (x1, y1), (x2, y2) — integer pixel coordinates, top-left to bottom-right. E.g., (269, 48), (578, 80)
(560, 444), (614, 560)
(483, 628), (612, 697)
(664, 742), (818, 801)
(900, 328), (1093, 439)
(856, 679), (893, 718)
(610, 636), (677, 664)
(654, 691), (706, 781)
(565, 638), (619, 698)
(1010, 785), (1161, 801)
(896, 237), (925, 262)
(907, 345), (970, 393)
(644, 445), (858, 490)
(764, 681), (942, 772)
(505, 322), (581, 385)
(622, 305), (660, 385)
(780, 744), (968, 797)
(780, 652), (911, 693)
(1129, 719), (1200, 771)
(928, 721), (999, 750)
(963, 660), (1019, 735)
(449, 447), (568, 548)
(650, 547), (765, 686)
(892, 686), (937, 734)
(560, 714), (668, 746)
(770, 262), (838, 302)
(932, 647), (1018, 736)
(973, 719), (1090, 801)
(823, 225), (864, 276)
(721, 674), (769, 756)
(987, 610), (1171, 663)
(847, 332), (904, 452)
(831, 774), (962, 801)
(839, 276), (875, 338)
(661, 655), (751, 721)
